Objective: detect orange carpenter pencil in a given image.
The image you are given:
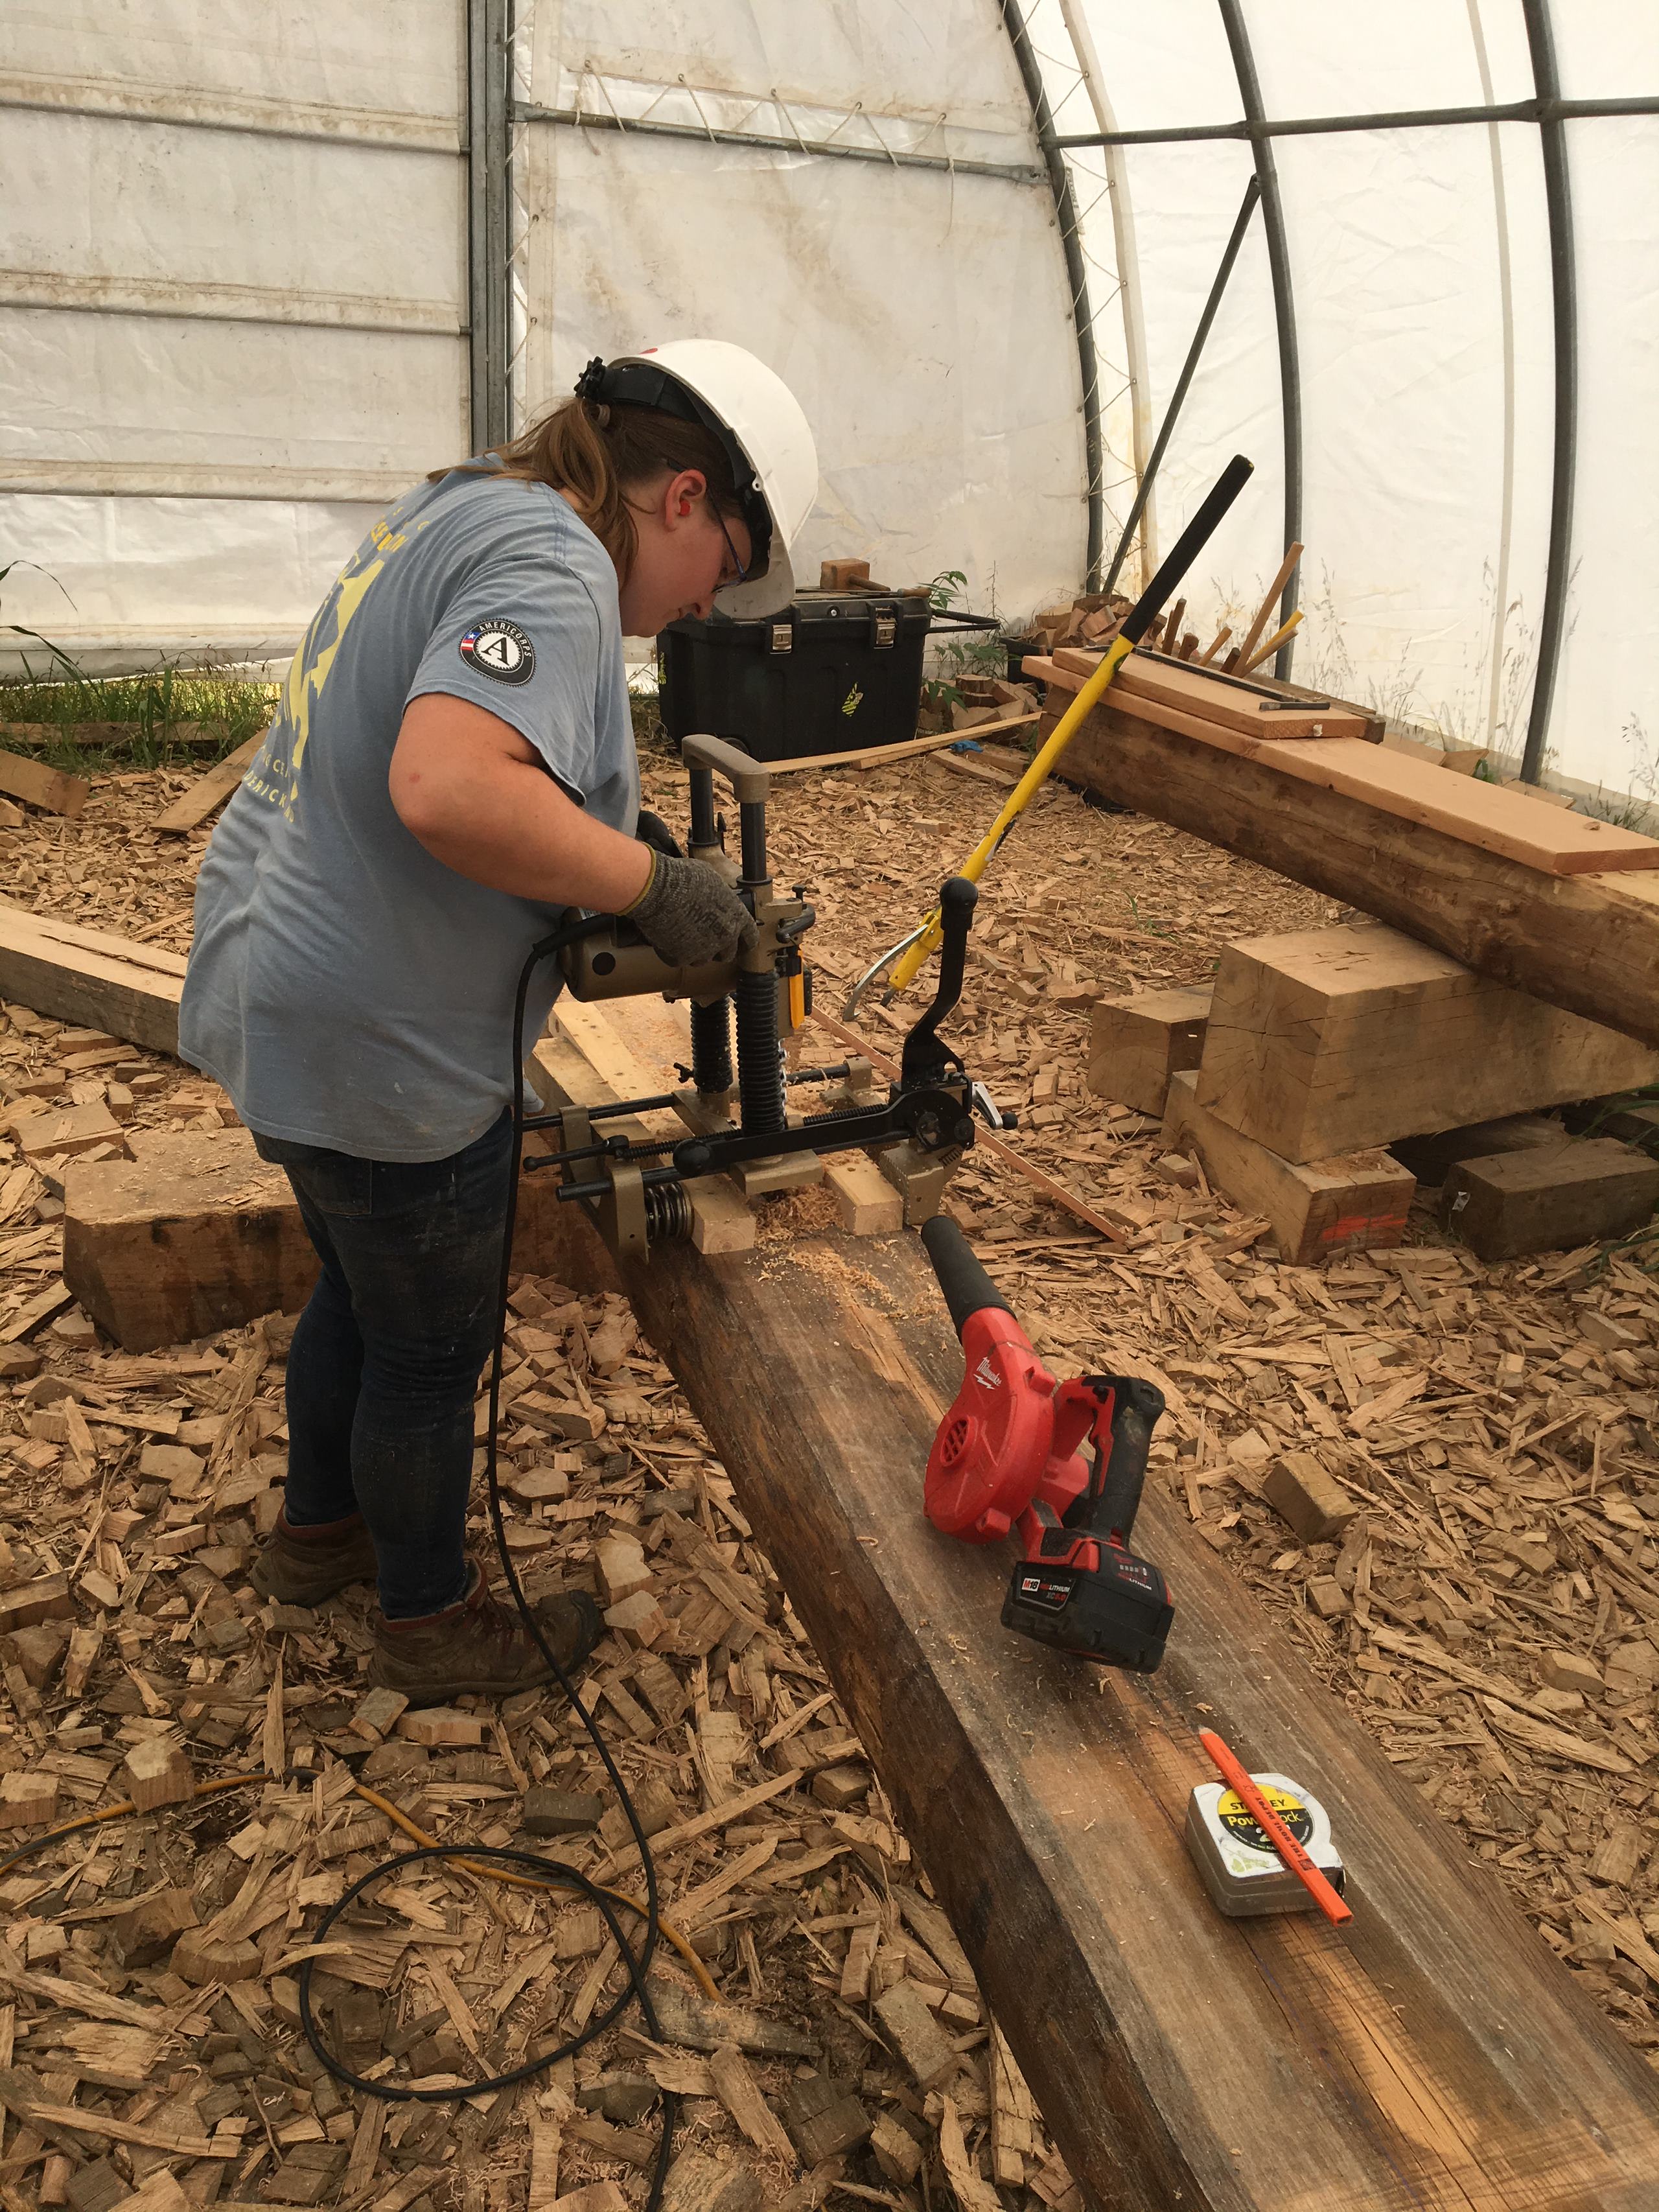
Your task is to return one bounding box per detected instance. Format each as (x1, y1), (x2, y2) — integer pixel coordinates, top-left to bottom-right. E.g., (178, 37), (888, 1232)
(1198, 1727), (1352, 1926)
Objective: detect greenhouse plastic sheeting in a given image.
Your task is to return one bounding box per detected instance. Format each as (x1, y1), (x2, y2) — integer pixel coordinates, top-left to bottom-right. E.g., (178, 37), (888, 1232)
(0, 0), (1654, 800)
(0, 0), (470, 669)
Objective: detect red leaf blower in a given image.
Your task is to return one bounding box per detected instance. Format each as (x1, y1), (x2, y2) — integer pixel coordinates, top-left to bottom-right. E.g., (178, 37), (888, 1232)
(919, 1214), (1172, 1670)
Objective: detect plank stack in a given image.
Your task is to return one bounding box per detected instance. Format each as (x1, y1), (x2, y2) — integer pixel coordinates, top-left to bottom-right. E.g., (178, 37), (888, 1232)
(1089, 921), (1659, 1262)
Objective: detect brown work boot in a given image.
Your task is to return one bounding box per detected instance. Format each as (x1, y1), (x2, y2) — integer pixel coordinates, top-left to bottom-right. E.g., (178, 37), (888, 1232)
(368, 1561), (600, 1706)
(249, 1509), (378, 1606)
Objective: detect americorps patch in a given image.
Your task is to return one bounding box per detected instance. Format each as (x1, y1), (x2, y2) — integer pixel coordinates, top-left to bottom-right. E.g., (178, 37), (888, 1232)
(458, 618), (535, 685)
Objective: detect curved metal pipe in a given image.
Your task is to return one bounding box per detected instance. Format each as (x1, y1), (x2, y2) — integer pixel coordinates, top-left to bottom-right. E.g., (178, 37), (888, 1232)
(1054, 93), (1659, 148)
(1056, 0), (1156, 581)
(1216, 0), (1302, 681)
(999, 0), (1106, 589)
(1102, 175), (1260, 598)
(1520, 0), (1577, 786)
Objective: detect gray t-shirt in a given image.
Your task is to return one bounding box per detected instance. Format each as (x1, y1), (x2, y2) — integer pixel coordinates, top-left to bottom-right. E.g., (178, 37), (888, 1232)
(180, 465), (638, 1161)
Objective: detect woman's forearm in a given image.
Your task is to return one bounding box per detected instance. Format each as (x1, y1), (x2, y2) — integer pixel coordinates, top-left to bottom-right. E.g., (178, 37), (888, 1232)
(389, 695), (653, 912)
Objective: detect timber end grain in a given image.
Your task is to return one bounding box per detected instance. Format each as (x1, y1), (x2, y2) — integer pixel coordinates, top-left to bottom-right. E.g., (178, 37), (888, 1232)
(62, 1126), (317, 1353)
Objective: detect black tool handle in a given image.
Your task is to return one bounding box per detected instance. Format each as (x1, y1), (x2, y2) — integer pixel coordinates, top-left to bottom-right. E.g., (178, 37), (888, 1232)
(921, 1213), (1013, 1338)
(901, 876), (977, 1091)
(1120, 454), (1254, 648)
(1076, 1375), (1165, 1544)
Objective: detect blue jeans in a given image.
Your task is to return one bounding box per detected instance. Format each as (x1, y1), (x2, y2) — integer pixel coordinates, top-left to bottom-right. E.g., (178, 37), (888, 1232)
(252, 1113), (513, 1618)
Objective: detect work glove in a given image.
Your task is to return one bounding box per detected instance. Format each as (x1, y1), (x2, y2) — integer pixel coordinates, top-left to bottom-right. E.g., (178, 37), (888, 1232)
(623, 848), (757, 967)
(635, 808), (684, 860)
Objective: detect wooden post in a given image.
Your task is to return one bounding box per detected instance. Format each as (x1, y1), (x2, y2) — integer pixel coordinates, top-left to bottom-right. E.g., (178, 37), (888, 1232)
(552, 997), (1659, 2212)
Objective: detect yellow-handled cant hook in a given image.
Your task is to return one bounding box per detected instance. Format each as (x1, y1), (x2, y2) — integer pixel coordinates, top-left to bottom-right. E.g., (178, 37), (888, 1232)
(848, 452), (1254, 1016)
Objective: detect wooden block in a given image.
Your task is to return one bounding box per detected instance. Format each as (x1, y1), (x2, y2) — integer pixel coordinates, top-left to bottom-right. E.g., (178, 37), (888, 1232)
(1541, 1650), (1605, 1696)
(1161, 1072), (1414, 1266)
(8, 1620), (66, 1688)
(0, 749), (89, 818)
(870, 2112), (923, 2187)
(0, 1572), (74, 1631)
(1088, 988), (1212, 1115)
(0, 901), (187, 1054)
(62, 1624), (100, 1699)
(139, 1441), (206, 1492)
(110, 1885), (198, 1967)
(554, 2187), (632, 2212)
(686, 1174), (758, 1255)
(170, 1926), (262, 1984)
(11, 1100), (128, 1162)
(62, 1125), (318, 1354)
(596, 1537), (651, 1608)
(1262, 1453), (1357, 1542)
(395, 1706), (484, 1747)
(505, 1464), (570, 1503)
(152, 731), (264, 833)
(810, 1762), (871, 1810)
(0, 1769), (60, 1828)
(528, 2114), (561, 2212)
(1443, 1139), (1659, 1260)
(1389, 1112), (1568, 1187)
(706, 2044), (795, 2164)
(822, 1152), (903, 1235)
(522, 1788), (605, 1836)
(1197, 923), (1659, 1163)
(0, 1342), (45, 1380)
(873, 1979), (958, 2088)
(349, 1687), (408, 1742)
(818, 559), (870, 590)
(660, 2154), (761, 2212)
(605, 1589), (668, 1648)
(1588, 1099), (1659, 1156)
(780, 2074), (872, 2165)
(646, 1978), (816, 2060)
(122, 1735), (194, 1811)
(631, 1653), (690, 1728)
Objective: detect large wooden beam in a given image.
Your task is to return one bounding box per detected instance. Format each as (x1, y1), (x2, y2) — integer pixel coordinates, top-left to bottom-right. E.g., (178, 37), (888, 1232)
(0, 901), (186, 1054)
(1024, 676), (1659, 1050)
(534, 1002), (1659, 2212)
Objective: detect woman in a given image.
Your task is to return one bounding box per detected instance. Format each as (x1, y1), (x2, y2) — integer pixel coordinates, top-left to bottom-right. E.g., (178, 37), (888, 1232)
(180, 342), (818, 1704)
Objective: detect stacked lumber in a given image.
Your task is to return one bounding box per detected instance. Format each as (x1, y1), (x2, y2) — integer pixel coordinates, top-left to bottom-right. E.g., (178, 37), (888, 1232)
(1109, 922), (1659, 1263)
(1021, 653), (1659, 1058)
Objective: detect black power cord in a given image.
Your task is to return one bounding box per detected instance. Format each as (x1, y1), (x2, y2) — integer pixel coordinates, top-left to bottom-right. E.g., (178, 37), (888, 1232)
(297, 916), (680, 2203)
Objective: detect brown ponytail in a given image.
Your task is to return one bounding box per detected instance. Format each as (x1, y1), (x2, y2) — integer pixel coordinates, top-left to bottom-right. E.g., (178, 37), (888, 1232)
(430, 397), (745, 579)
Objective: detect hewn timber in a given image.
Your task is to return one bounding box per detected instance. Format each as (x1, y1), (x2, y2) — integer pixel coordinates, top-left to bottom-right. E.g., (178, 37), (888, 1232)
(534, 999), (1659, 2212)
(1023, 673), (1659, 1050)
(0, 900), (185, 1054)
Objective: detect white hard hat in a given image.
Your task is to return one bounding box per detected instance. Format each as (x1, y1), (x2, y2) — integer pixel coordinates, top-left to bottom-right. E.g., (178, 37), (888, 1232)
(574, 340), (818, 617)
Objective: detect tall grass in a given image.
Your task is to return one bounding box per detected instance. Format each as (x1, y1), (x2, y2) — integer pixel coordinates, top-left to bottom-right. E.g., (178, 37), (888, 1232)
(0, 665), (277, 776)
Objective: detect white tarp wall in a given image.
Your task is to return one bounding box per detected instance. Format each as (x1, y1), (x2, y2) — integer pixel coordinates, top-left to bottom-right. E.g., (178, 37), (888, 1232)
(0, 0), (1088, 670)
(0, 0), (472, 669)
(509, 2), (1085, 631)
(1, 0), (1655, 800)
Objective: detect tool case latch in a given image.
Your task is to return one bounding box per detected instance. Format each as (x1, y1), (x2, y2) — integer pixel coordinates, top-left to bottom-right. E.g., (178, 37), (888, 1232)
(768, 609), (796, 655)
(869, 601), (898, 650)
